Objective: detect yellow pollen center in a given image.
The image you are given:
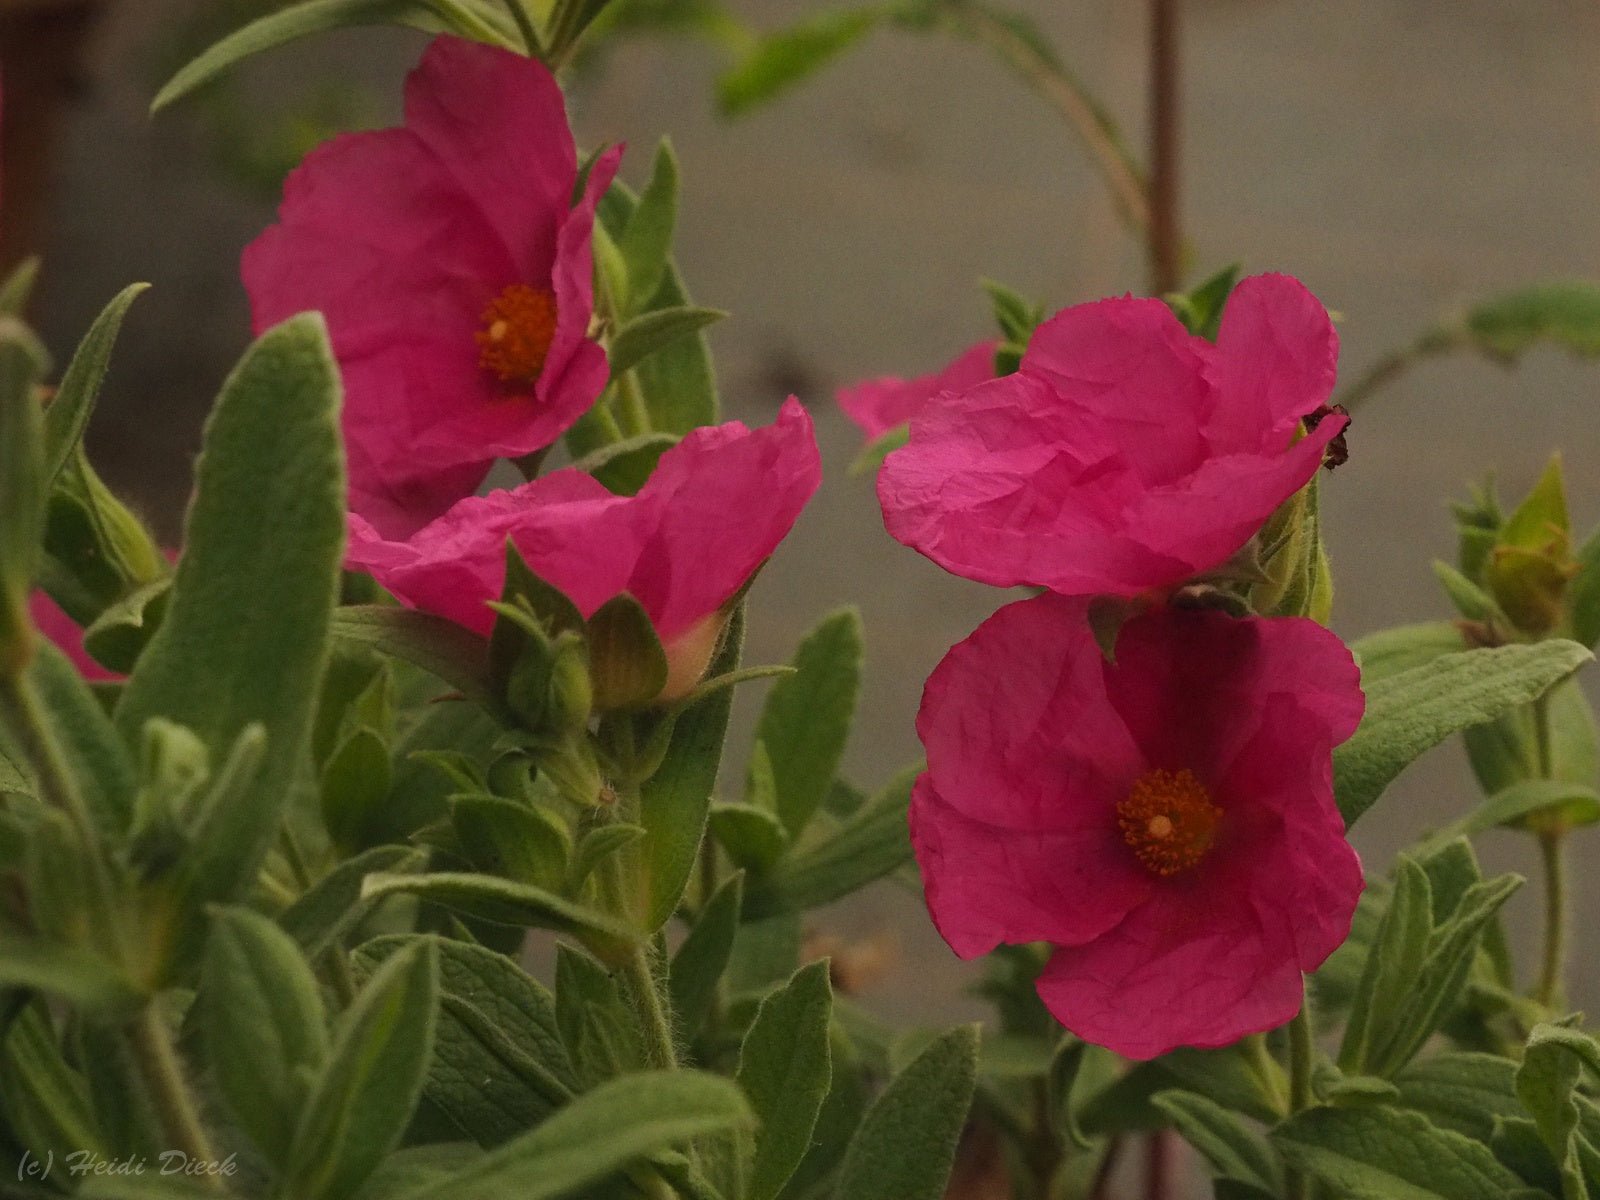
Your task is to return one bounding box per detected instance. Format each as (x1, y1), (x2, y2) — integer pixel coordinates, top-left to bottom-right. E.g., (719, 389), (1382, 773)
(1116, 768), (1221, 877)
(476, 284), (558, 386)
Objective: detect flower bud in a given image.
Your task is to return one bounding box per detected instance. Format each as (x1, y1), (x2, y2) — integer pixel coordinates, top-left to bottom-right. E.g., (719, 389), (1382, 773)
(1482, 455), (1574, 637)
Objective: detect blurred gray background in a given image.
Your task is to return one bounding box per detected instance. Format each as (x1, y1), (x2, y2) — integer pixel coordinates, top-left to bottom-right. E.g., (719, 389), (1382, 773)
(9, 0), (1600, 1035)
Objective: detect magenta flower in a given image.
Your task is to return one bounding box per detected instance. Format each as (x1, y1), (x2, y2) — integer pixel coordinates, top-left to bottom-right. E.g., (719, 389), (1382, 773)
(909, 593), (1363, 1058)
(29, 592), (119, 683)
(878, 274), (1347, 598)
(836, 340), (997, 441)
(347, 399), (821, 698)
(243, 36), (619, 537)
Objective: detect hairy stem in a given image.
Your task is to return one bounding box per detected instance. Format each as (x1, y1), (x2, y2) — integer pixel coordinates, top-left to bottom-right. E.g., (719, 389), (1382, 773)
(620, 940), (678, 1071)
(126, 1006), (221, 1187)
(1286, 986), (1314, 1200)
(1535, 829), (1568, 1009)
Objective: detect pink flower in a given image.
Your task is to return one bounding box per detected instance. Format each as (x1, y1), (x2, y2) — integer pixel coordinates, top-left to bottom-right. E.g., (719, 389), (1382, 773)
(909, 593), (1363, 1058)
(29, 592), (119, 683)
(347, 399), (821, 698)
(878, 274), (1347, 598)
(836, 340), (998, 441)
(243, 36), (619, 538)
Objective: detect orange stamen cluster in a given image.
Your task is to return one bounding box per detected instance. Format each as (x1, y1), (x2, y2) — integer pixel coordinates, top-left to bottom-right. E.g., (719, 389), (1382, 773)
(476, 284), (558, 385)
(1116, 768), (1222, 877)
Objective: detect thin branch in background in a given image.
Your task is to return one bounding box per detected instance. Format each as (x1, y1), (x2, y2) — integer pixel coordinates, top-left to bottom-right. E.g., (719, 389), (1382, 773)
(1147, 0), (1181, 293)
(934, 4), (1151, 238)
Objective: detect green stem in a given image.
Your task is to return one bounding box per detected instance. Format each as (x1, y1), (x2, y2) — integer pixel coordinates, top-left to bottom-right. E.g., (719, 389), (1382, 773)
(126, 1006), (221, 1189)
(935, 5), (1149, 235)
(1535, 829), (1568, 1009)
(499, 0), (544, 57)
(615, 371), (652, 439)
(1286, 986), (1314, 1200)
(620, 940), (678, 1071)
(0, 671), (121, 941)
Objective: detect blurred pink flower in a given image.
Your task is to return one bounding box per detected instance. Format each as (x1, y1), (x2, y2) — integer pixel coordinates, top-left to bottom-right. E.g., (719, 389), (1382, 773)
(878, 274), (1346, 598)
(348, 399), (821, 696)
(909, 593), (1363, 1059)
(243, 36), (619, 538)
(836, 340), (997, 441)
(29, 592), (119, 683)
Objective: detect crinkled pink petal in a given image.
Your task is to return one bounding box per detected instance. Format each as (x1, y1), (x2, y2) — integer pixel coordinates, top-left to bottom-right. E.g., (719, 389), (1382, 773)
(244, 36), (611, 534)
(1204, 273), (1339, 453)
(915, 592), (1144, 830)
(837, 340), (998, 440)
(541, 147), (620, 418)
(1120, 417), (1346, 581)
(1037, 704), (1362, 1060)
(1036, 874), (1308, 1060)
(28, 591), (119, 682)
(1103, 607), (1364, 782)
(347, 472), (633, 636)
(1022, 296), (1214, 481)
(879, 275), (1343, 598)
(910, 774), (1153, 959)
(403, 36), (576, 276)
(910, 601), (1365, 1059)
(624, 398), (821, 639)
(879, 374), (1191, 594)
(348, 401), (821, 642)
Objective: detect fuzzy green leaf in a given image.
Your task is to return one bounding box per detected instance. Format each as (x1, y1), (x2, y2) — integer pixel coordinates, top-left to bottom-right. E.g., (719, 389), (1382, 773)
(640, 604), (743, 930)
(42, 283), (149, 482)
(739, 960), (834, 1200)
(1151, 1089), (1282, 1192)
(151, 0), (516, 112)
(330, 606), (496, 707)
(745, 763), (917, 917)
(283, 940), (439, 1200)
(114, 314), (345, 946)
(202, 906), (329, 1160)
(1336, 639), (1592, 826)
(759, 608), (863, 838)
(832, 1023), (978, 1200)
(396, 1070), (754, 1200)
(1273, 1105), (1527, 1198)
(360, 871), (639, 950)
(608, 305), (728, 378)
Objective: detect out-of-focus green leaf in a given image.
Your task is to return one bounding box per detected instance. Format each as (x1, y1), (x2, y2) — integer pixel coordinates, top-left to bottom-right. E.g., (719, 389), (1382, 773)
(717, 8), (884, 116)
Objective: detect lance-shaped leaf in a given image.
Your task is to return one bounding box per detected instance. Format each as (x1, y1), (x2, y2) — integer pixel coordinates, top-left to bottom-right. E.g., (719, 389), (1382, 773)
(758, 607), (862, 838)
(619, 140), (680, 312)
(1335, 639), (1592, 826)
(151, 0), (517, 112)
(640, 604), (743, 930)
(1516, 1024), (1600, 1200)
(115, 314), (345, 953)
(607, 306), (728, 379)
(393, 1071), (753, 1200)
(279, 844), (426, 958)
(1272, 1105), (1527, 1198)
(353, 934), (577, 1145)
(42, 283), (149, 482)
(738, 960), (834, 1200)
(330, 607), (496, 708)
(202, 906), (329, 1160)
(283, 940), (439, 1200)
(0, 316), (48, 674)
(832, 1023), (978, 1200)
(1395, 1052), (1521, 1141)
(745, 763), (917, 917)
(717, 7), (882, 116)
(1151, 1089), (1282, 1194)
(360, 872), (638, 953)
